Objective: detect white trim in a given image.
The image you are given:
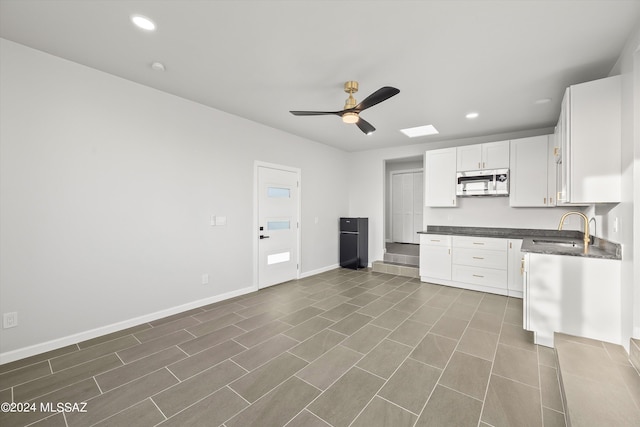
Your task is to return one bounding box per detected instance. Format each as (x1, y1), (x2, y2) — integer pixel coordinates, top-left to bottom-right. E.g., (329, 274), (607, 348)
(254, 161), (301, 290)
(299, 263), (340, 279)
(0, 285), (255, 365)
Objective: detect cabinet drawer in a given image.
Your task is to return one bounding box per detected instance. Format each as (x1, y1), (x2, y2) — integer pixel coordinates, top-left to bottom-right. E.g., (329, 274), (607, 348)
(420, 234), (452, 247)
(453, 248), (507, 270)
(453, 236), (507, 251)
(452, 265), (508, 289)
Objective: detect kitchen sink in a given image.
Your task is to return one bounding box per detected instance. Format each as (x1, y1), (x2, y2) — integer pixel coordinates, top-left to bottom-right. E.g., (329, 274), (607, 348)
(532, 239), (582, 248)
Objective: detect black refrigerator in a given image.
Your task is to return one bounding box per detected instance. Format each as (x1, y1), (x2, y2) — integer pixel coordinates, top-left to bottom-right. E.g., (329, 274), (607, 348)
(339, 217), (368, 270)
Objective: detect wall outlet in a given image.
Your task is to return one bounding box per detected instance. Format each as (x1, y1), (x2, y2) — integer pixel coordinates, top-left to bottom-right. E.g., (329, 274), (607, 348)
(201, 274), (209, 285)
(3, 312), (18, 329)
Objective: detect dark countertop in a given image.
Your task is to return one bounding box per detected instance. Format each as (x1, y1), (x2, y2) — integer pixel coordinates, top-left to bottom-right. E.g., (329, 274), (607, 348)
(419, 225), (621, 260)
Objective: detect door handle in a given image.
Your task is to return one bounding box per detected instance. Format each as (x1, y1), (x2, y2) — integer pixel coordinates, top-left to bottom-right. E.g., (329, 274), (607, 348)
(260, 235), (270, 239)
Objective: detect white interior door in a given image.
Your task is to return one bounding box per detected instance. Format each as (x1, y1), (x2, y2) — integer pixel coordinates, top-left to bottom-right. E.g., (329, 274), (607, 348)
(413, 172), (424, 243)
(402, 173), (414, 242)
(391, 170), (423, 244)
(391, 174), (403, 242)
(257, 165), (299, 289)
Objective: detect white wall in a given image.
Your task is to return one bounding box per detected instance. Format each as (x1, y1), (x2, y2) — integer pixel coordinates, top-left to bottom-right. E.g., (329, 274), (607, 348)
(0, 39), (349, 361)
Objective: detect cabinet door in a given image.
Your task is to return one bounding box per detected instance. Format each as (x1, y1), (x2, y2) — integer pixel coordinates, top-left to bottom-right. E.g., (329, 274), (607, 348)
(556, 89), (570, 205)
(456, 145), (482, 171)
(420, 234), (452, 280)
(507, 239), (524, 295)
(420, 244), (452, 280)
(569, 76), (621, 203)
(547, 136), (557, 206)
(425, 148), (457, 207)
(482, 140), (510, 169)
(509, 136), (548, 207)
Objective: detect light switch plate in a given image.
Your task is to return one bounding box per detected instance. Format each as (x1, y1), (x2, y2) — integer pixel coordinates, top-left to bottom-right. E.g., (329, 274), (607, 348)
(3, 312), (18, 329)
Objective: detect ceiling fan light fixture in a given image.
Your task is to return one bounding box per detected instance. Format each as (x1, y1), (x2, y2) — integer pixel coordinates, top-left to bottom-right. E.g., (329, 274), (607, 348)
(342, 112), (359, 124)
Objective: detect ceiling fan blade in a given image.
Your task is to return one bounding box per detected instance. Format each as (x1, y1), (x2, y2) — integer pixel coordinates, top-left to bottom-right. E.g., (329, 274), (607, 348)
(354, 86), (400, 111)
(356, 117), (376, 135)
(290, 110), (341, 116)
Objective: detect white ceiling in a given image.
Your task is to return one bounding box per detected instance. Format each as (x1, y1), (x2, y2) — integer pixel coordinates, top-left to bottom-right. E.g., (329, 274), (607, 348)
(1, 0), (639, 152)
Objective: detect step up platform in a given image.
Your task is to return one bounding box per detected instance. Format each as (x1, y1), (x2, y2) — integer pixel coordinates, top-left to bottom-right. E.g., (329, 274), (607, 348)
(554, 333), (640, 426)
(371, 260), (419, 278)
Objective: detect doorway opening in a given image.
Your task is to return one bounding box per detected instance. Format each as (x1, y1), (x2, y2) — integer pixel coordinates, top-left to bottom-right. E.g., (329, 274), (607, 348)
(384, 155), (424, 266)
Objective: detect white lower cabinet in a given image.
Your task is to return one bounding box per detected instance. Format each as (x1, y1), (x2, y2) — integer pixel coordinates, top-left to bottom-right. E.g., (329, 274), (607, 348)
(420, 235), (520, 297)
(523, 253), (621, 348)
(452, 236), (508, 293)
(419, 234), (452, 280)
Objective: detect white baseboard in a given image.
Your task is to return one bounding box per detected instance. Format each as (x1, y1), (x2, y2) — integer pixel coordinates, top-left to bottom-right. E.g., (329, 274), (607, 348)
(0, 286), (255, 366)
(300, 264), (339, 279)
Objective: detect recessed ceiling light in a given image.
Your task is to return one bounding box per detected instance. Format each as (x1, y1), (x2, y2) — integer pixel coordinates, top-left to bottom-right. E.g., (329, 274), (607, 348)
(400, 125), (439, 138)
(534, 98), (552, 105)
(151, 62), (166, 71)
(131, 15), (156, 31)
(465, 112), (479, 119)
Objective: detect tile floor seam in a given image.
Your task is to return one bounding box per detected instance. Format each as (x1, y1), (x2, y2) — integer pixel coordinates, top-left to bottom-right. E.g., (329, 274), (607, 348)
(148, 396), (168, 422)
(226, 358), (250, 374)
(374, 394), (422, 417)
(344, 377), (394, 427)
(543, 405), (565, 416)
(292, 373), (325, 393)
(92, 375), (103, 394)
(282, 408), (333, 427)
(77, 368), (178, 427)
(475, 293), (507, 426)
(410, 295), (481, 424)
(14, 356), (123, 403)
(536, 336), (546, 426)
(225, 384), (252, 406)
(437, 382), (484, 403)
(296, 355), (375, 425)
(151, 376), (241, 425)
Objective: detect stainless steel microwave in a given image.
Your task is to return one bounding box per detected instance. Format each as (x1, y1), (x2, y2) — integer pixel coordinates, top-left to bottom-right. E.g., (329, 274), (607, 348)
(456, 169), (509, 196)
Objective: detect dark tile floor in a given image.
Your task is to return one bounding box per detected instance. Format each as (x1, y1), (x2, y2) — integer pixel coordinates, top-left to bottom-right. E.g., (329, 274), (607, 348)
(0, 268), (566, 427)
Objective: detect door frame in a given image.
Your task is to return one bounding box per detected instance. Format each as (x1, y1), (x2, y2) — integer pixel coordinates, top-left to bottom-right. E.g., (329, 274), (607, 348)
(389, 168), (423, 244)
(253, 161), (301, 290)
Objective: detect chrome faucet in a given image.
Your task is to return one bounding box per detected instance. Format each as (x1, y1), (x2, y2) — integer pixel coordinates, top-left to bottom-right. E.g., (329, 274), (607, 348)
(558, 211), (590, 249)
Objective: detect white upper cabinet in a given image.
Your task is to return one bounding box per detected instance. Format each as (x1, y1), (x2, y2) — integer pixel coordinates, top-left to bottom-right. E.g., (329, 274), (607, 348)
(556, 75), (621, 204)
(482, 141), (510, 169)
(456, 145), (482, 171)
(425, 148), (457, 207)
(509, 135), (553, 207)
(457, 140), (509, 171)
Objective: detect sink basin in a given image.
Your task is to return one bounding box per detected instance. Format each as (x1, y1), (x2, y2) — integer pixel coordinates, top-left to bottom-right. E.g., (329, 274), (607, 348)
(532, 239), (582, 248)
